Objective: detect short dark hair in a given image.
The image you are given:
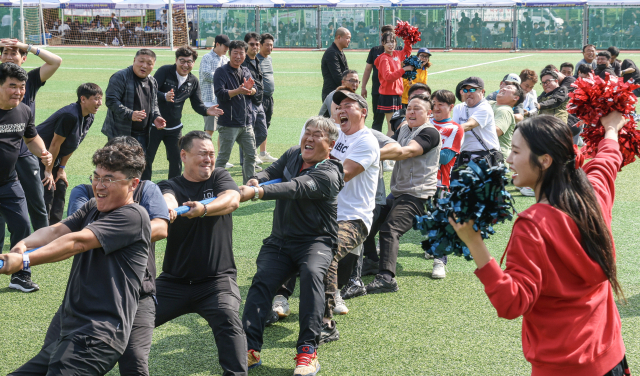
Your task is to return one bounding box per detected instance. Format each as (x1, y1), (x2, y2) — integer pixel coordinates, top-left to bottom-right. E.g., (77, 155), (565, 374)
(607, 46), (620, 57)
(229, 40), (248, 52)
(520, 69), (538, 84)
(135, 48), (156, 60)
(244, 32), (260, 43)
(505, 82), (525, 106)
(0, 62), (27, 86)
(432, 89), (456, 106)
(380, 24), (394, 33)
(408, 93), (432, 110)
(540, 69), (558, 80)
(179, 130), (212, 152)
(560, 62), (574, 71)
(260, 33), (274, 44)
(578, 64), (593, 74)
(92, 143), (146, 179)
(341, 69), (358, 80)
(582, 44), (595, 52)
(543, 64), (558, 72)
(597, 51), (612, 59)
(0, 46), (26, 56)
(408, 83), (431, 98)
(175, 45), (197, 61)
(77, 83), (102, 101)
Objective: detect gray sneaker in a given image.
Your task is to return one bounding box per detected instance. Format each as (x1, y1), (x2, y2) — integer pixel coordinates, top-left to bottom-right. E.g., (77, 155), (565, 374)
(272, 295), (290, 318)
(365, 274), (399, 294)
(431, 259), (446, 279)
(333, 291), (349, 315)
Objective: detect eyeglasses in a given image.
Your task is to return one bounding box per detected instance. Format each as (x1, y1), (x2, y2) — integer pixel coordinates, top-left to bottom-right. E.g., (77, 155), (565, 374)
(346, 79), (361, 84)
(462, 88), (478, 93)
(541, 79), (556, 86)
(177, 58), (194, 65)
(248, 42), (259, 47)
(89, 175), (132, 188)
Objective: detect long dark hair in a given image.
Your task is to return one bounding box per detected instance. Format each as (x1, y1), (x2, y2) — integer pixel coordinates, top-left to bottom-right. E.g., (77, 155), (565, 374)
(518, 115), (624, 300)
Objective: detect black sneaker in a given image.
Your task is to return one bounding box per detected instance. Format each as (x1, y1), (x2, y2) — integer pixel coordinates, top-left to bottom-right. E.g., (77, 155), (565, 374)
(361, 258), (379, 276)
(265, 309), (279, 327)
(365, 274), (399, 294)
(9, 270), (39, 292)
(340, 279), (367, 300)
(319, 320), (339, 345)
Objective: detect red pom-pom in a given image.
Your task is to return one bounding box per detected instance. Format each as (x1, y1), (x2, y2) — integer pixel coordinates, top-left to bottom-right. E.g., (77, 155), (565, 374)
(568, 72), (640, 167)
(395, 20), (421, 46)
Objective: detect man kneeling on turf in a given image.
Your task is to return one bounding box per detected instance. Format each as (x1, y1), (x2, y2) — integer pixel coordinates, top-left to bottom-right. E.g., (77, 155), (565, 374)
(2, 143), (151, 376)
(239, 116), (344, 376)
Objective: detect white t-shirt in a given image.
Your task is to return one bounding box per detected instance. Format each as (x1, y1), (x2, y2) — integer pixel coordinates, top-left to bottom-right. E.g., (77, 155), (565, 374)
(330, 128), (380, 231)
(452, 99), (500, 152)
(176, 71), (187, 88)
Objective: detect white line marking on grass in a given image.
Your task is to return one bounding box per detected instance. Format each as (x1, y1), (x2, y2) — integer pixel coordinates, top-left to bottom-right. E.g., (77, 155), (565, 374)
(22, 66), (323, 74)
(429, 54), (533, 75)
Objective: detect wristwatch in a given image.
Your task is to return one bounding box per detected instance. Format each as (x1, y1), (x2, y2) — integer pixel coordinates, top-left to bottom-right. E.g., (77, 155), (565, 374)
(252, 186), (260, 201)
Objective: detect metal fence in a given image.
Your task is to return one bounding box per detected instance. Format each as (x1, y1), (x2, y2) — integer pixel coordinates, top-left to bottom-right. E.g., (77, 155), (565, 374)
(12, 3), (640, 50)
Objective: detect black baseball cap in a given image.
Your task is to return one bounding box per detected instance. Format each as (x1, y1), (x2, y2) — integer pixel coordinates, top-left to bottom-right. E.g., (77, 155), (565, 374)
(215, 34), (230, 47)
(332, 90), (368, 111)
(456, 76), (485, 101)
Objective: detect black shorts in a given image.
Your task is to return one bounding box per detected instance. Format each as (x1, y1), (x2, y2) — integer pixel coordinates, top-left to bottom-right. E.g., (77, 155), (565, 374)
(376, 94), (402, 114)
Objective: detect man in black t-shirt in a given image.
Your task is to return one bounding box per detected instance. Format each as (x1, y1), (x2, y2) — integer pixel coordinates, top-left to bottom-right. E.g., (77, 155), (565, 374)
(0, 63), (53, 293)
(0, 39), (62, 285)
(156, 130), (247, 375)
(2, 143), (150, 376)
(36, 83), (103, 226)
(101, 49), (166, 152)
(361, 25), (399, 132)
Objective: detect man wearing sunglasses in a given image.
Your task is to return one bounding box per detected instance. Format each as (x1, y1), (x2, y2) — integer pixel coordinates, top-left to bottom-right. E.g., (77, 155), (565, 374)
(144, 46), (223, 181)
(452, 76), (502, 171)
(536, 70), (569, 124)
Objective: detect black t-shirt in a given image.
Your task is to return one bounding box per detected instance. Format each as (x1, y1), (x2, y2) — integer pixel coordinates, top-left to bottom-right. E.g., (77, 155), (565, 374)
(366, 45), (402, 93)
(132, 75), (151, 135)
(0, 102), (36, 186)
(622, 59), (640, 84)
(157, 168), (239, 282)
(392, 125), (441, 155)
(35, 102), (93, 165)
(60, 200), (151, 354)
(18, 67), (45, 157)
(560, 75), (577, 92)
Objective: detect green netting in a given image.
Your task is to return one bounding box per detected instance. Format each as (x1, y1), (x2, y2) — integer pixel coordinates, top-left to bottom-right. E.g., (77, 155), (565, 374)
(320, 7), (380, 49)
(198, 7), (257, 47)
(516, 7), (583, 50)
(588, 7), (640, 49)
(453, 8), (514, 49)
(382, 7), (446, 49)
(259, 8), (317, 48)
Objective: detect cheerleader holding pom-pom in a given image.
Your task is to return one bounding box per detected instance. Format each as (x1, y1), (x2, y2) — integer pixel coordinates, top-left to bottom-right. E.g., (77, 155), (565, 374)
(450, 113), (631, 376)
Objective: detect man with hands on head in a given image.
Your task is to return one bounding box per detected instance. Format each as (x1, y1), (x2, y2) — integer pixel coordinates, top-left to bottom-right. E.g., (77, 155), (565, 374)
(3, 143), (151, 376)
(0, 38), (62, 273)
(102, 49), (166, 152)
(144, 45), (223, 181)
(239, 116), (344, 376)
(155, 130), (247, 376)
(0, 62), (52, 293)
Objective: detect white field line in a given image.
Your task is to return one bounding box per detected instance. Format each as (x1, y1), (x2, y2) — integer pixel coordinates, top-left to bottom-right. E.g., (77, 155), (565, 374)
(429, 54), (533, 75)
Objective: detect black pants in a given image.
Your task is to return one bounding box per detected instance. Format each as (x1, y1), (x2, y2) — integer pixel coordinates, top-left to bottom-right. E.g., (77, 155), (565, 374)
(362, 203), (388, 263)
(40, 164), (67, 225)
(263, 95), (273, 129)
(0, 179), (31, 248)
(242, 239), (332, 351)
(142, 126), (182, 181)
(155, 275), (247, 376)
(379, 194), (427, 276)
(371, 93), (385, 132)
(10, 296), (156, 376)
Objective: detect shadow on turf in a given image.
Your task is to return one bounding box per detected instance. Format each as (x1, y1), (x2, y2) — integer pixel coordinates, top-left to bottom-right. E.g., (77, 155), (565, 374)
(618, 293), (640, 318)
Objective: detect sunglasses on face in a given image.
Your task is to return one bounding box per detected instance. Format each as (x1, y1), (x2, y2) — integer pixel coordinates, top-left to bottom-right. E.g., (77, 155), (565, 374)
(462, 88), (478, 93)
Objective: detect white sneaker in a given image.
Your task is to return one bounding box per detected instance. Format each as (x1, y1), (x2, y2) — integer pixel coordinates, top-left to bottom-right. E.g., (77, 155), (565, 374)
(255, 155), (264, 165)
(272, 295), (291, 318)
(518, 187), (535, 197)
(333, 291), (349, 315)
(383, 160), (394, 172)
(255, 166), (263, 172)
(431, 259), (446, 279)
(225, 162), (234, 169)
(260, 151), (278, 163)
(424, 251), (434, 260)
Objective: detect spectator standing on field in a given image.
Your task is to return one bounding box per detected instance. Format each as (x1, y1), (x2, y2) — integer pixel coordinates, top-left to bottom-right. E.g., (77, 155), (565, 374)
(256, 33), (278, 163)
(573, 44), (597, 78)
(321, 27), (350, 101)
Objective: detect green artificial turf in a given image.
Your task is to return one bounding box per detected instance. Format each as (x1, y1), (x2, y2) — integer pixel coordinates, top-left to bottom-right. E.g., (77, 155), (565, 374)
(1, 47), (639, 375)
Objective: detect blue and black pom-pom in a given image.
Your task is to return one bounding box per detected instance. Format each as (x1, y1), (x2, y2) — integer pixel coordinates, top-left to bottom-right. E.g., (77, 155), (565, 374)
(402, 55), (424, 81)
(414, 159), (516, 260)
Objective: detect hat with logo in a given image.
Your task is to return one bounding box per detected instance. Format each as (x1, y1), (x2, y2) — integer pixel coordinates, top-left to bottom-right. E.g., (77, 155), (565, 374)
(502, 73), (522, 84)
(455, 76), (485, 101)
(332, 90), (368, 112)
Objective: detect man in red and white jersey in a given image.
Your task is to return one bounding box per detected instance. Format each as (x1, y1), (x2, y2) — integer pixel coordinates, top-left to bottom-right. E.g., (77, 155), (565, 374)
(431, 89), (463, 189)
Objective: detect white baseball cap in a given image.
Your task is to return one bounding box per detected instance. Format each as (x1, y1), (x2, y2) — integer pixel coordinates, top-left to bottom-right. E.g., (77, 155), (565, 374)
(503, 73), (521, 84)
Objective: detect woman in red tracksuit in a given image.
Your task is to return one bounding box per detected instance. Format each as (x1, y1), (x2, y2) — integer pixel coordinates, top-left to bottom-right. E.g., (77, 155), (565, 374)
(374, 31), (414, 136)
(451, 113), (630, 376)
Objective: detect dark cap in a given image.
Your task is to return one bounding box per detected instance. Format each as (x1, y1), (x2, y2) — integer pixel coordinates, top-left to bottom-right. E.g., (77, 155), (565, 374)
(456, 76), (485, 101)
(215, 34), (230, 47)
(332, 90), (368, 111)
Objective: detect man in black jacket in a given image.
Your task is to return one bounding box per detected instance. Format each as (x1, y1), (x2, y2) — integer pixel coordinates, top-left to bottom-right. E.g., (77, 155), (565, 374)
(239, 116), (343, 376)
(213, 40), (257, 184)
(321, 27), (350, 101)
(101, 49), (166, 151)
(594, 51), (618, 79)
(143, 46), (222, 180)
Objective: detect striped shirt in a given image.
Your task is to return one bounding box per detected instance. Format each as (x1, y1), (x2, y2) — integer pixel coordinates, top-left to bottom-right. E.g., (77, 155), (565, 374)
(198, 50), (229, 106)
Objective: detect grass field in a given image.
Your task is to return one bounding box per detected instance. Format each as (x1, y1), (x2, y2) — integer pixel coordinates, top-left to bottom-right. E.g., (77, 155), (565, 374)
(1, 47), (640, 375)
